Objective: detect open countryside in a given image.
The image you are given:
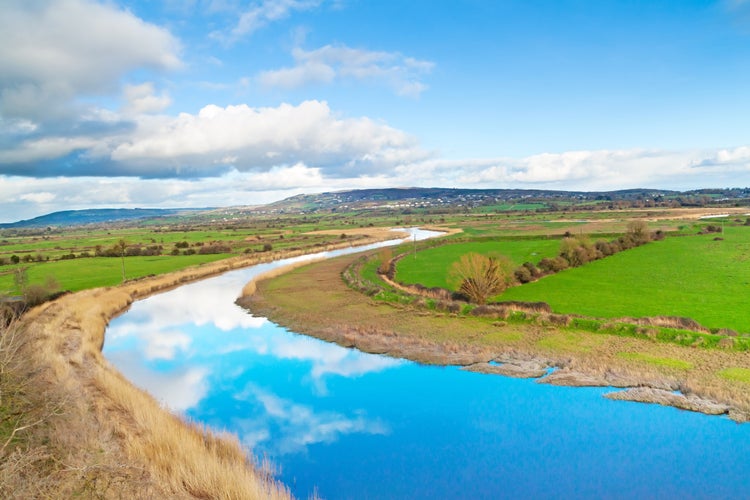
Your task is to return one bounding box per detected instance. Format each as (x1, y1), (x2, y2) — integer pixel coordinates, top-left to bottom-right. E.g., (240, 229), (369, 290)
(4, 1), (750, 498)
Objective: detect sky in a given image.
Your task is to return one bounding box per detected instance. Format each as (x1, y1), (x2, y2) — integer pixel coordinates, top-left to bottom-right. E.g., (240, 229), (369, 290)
(2, 0), (750, 222)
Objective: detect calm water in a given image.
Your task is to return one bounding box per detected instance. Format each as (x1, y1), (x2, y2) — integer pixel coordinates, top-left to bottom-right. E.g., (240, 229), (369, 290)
(104, 229), (750, 499)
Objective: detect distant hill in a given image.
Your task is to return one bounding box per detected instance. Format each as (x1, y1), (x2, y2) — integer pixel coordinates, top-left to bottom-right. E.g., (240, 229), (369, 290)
(5, 187), (749, 228)
(0, 208), (206, 229)
(258, 187), (685, 213)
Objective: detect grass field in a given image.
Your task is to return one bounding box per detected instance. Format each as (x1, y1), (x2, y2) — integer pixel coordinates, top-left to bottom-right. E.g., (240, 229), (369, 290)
(617, 352), (694, 370)
(719, 367), (750, 383)
(499, 225), (750, 332)
(395, 239), (561, 288)
(0, 254), (231, 293)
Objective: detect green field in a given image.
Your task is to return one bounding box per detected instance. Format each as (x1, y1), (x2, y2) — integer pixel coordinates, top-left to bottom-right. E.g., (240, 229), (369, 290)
(499, 225), (750, 332)
(0, 254), (231, 293)
(395, 239), (561, 288)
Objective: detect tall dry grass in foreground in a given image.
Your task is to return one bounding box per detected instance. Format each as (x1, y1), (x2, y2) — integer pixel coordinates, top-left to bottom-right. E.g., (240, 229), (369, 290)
(1, 293), (291, 498)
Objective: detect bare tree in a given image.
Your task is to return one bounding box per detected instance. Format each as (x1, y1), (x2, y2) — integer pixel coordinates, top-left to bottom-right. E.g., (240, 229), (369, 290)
(114, 239), (127, 282)
(449, 252), (513, 305)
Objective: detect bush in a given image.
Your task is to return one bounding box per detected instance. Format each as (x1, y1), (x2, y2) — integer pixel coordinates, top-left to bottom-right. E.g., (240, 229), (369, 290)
(514, 265), (533, 284)
(448, 252), (514, 305)
(198, 244), (231, 255)
(538, 256), (569, 273)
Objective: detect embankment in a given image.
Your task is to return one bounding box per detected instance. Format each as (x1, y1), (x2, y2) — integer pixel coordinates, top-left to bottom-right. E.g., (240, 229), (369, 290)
(9, 230), (402, 498)
(237, 252), (750, 423)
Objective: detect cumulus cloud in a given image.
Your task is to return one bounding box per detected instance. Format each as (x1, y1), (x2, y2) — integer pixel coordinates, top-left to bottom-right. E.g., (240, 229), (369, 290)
(109, 100), (427, 177)
(258, 45), (435, 97)
(0, 0), (181, 121)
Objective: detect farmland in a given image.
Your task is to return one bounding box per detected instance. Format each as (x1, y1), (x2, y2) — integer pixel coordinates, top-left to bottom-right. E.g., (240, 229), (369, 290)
(499, 223), (750, 332)
(392, 218), (750, 333)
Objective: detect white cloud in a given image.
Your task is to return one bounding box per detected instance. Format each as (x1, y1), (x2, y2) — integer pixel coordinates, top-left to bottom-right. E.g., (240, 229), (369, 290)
(109, 100), (427, 177)
(258, 45), (435, 97)
(214, 0), (323, 44)
(0, 0), (181, 121)
(19, 192), (56, 204)
(122, 83), (172, 115)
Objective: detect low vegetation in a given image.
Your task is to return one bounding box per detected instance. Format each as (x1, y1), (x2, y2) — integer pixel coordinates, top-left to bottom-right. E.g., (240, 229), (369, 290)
(617, 352), (694, 370)
(718, 367), (750, 384)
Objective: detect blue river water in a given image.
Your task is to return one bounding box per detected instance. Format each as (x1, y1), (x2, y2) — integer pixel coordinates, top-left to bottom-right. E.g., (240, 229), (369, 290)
(103, 229), (750, 499)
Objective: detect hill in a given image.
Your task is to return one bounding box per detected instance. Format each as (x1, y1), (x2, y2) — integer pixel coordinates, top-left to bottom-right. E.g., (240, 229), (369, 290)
(0, 208), (207, 229)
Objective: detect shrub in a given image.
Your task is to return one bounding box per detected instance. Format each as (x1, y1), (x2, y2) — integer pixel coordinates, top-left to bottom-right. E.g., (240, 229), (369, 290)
(448, 252), (515, 305)
(514, 265), (533, 284)
(198, 244), (231, 255)
(538, 256), (569, 273)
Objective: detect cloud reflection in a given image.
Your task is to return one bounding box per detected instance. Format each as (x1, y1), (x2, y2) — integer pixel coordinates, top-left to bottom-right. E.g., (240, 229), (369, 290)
(107, 350), (209, 412)
(235, 384), (389, 455)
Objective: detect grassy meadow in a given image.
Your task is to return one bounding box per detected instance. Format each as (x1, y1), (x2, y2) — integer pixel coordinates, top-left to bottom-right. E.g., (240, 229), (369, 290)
(396, 238), (561, 289)
(0, 253), (232, 293)
(499, 224), (750, 332)
(0, 216), (403, 295)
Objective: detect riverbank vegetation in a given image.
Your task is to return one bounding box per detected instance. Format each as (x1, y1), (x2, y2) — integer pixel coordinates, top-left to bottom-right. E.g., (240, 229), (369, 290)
(243, 249), (750, 421)
(239, 208), (750, 422)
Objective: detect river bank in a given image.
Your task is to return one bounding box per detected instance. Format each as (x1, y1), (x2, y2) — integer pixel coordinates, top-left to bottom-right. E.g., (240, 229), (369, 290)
(6, 229), (402, 498)
(238, 251), (750, 423)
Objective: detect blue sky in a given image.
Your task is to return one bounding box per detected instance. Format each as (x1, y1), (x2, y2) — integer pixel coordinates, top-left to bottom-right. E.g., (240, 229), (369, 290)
(2, 0), (750, 222)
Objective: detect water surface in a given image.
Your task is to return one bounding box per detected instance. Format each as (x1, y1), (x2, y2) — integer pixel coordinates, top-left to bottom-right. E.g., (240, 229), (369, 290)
(104, 229), (750, 499)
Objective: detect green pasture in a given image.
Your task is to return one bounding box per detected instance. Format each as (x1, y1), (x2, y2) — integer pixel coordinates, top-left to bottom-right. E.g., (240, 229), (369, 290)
(475, 203), (547, 213)
(0, 254), (230, 294)
(396, 239), (561, 289)
(617, 352), (693, 370)
(499, 225), (750, 332)
(718, 367), (750, 383)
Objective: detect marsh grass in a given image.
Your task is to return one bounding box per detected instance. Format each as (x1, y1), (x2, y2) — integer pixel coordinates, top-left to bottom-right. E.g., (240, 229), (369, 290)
(617, 352), (694, 370)
(718, 367), (750, 384)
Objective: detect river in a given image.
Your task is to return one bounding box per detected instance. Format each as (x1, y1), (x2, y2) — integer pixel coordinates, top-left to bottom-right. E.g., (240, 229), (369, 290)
(104, 228), (750, 499)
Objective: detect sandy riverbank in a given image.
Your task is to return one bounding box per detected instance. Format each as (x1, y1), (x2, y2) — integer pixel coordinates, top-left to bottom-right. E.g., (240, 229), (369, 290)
(237, 251), (750, 423)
